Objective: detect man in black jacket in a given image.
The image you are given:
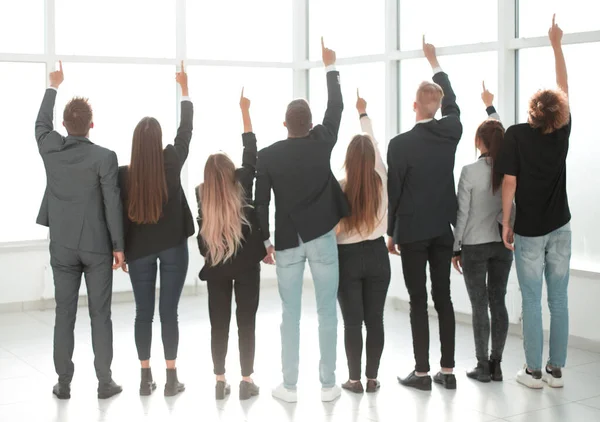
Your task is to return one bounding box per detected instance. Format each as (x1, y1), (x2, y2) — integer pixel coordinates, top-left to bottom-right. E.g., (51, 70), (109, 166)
(387, 37), (462, 391)
(255, 38), (348, 403)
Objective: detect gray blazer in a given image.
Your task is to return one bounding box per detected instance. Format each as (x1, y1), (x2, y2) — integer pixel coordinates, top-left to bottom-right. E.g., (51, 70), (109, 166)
(35, 88), (124, 254)
(453, 112), (515, 251)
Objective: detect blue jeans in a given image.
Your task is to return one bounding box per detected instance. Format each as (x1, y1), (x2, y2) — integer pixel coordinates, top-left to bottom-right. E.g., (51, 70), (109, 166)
(515, 223), (571, 371)
(128, 241), (189, 361)
(276, 229), (339, 389)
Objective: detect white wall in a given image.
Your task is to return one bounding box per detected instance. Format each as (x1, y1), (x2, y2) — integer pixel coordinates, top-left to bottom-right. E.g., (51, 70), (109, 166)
(1, 240), (598, 345)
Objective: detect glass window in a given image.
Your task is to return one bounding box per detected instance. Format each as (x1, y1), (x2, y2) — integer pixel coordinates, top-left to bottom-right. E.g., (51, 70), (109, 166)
(55, 0), (175, 58)
(399, 0), (497, 51)
(0, 63), (48, 242)
(0, 0), (44, 54)
(309, 0), (385, 60)
(309, 63), (386, 179)
(186, 0), (292, 61)
(519, 0), (600, 38)
(399, 52), (498, 183)
(55, 63), (176, 166)
(518, 43), (600, 267)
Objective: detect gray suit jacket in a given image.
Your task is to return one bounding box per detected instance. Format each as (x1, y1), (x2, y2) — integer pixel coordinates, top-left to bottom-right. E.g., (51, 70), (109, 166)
(35, 88), (124, 254)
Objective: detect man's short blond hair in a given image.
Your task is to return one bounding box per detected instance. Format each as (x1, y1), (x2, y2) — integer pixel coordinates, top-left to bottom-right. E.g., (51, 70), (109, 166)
(415, 81), (444, 118)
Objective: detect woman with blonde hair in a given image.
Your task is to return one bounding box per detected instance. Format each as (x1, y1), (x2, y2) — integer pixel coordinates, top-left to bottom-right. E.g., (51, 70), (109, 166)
(336, 91), (390, 394)
(195, 90), (266, 400)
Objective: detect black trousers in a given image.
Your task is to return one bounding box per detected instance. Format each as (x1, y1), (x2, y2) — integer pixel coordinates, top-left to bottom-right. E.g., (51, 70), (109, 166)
(206, 264), (260, 377)
(50, 242), (114, 384)
(128, 241), (189, 361)
(400, 227), (455, 373)
(337, 237), (391, 380)
(462, 242), (513, 362)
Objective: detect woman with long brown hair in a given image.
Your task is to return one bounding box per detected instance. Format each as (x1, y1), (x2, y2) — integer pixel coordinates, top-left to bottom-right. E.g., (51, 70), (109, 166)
(195, 90), (266, 401)
(336, 91), (390, 394)
(118, 62), (194, 397)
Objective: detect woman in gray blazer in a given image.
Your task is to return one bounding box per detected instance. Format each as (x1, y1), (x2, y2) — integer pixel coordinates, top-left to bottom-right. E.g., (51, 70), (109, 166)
(451, 83), (514, 383)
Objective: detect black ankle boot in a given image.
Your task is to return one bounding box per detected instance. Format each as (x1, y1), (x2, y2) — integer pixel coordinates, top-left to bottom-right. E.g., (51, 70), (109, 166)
(467, 361), (491, 383)
(164, 368), (185, 397)
(140, 368), (157, 396)
(489, 359), (503, 381)
(215, 380), (231, 400)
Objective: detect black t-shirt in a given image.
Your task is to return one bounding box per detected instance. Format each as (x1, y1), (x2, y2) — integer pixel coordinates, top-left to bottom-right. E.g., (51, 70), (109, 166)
(495, 116), (571, 237)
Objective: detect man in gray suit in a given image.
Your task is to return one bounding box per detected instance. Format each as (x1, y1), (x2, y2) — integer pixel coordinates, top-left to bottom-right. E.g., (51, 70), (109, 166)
(36, 62), (125, 400)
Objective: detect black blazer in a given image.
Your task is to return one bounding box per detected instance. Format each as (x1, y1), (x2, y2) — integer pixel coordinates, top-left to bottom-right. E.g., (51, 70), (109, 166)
(118, 100), (195, 262)
(255, 70), (350, 251)
(196, 132), (267, 281)
(387, 72), (463, 245)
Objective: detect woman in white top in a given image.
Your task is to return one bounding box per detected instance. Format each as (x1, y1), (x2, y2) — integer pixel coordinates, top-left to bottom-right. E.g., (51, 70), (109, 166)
(337, 91), (390, 394)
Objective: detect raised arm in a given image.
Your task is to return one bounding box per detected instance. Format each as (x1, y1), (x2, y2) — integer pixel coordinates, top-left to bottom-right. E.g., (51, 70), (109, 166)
(482, 81), (501, 121)
(549, 14), (568, 96)
(99, 151), (125, 268)
(357, 90), (386, 179)
(173, 61), (194, 165)
(36, 61), (64, 151)
(320, 37), (344, 143)
(423, 36), (460, 120)
(238, 89), (257, 197)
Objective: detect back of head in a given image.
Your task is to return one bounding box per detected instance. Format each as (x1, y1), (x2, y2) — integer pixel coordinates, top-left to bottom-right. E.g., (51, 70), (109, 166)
(200, 154), (250, 266)
(415, 81), (444, 119)
(527, 89), (570, 134)
(339, 134), (382, 236)
(476, 119), (505, 193)
(127, 117), (168, 224)
(63, 97), (93, 137)
(285, 99), (313, 138)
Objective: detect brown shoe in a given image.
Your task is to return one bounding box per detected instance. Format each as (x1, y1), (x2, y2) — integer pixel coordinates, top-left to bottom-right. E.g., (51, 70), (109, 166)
(342, 380), (364, 394)
(366, 379), (380, 393)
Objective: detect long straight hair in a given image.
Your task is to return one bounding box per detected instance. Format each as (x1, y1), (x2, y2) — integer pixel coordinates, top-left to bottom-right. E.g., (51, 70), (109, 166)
(339, 134), (382, 236)
(127, 117), (168, 224)
(199, 153), (250, 266)
(476, 119), (506, 194)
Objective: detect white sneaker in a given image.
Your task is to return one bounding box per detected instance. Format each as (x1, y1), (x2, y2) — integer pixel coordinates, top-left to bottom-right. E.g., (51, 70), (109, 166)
(321, 385), (341, 402)
(516, 366), (544, 389)
(272, 383), (298, 403)
(542, 367), (565, 388)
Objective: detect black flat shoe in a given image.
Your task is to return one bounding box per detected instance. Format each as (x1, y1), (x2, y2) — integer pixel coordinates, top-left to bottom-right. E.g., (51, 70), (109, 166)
(366, 380), (380, 393)
(239, 380), (260, 400)
(52, 382), (71, 400)
(98, 380), (123, 399)
(164, 368), (185, 397)
(398, 371), (432, 391)
(140, 368), (157, 396)
(489, 359), (503, 381)
(467, 361), (491, 383)
(342, 380), (364, 394)
(433, 372), (457, 390)
(215, 381), (231, 400)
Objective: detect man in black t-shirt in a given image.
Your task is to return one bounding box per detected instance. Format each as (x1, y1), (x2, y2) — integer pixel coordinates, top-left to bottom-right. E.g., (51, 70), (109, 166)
(495, 15), (571, 390)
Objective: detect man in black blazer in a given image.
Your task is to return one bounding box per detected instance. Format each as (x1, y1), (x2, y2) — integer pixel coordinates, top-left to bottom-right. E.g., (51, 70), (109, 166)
(35, 62), (124, 400)
(255, 38), (349, 403)
(387, 37), (462, 391)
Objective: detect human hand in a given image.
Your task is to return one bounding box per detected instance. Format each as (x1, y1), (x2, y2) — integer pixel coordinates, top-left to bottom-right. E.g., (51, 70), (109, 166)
(422, 35), (439, 68)
(481, 81), (494, 108)
(387, 237), (400, 256)
(121, 262), (128, 273)
(112, 251), (125, 270)
(176, 60), (189, 96)
(49, 61), (64, 88)
(548, 14), (563, 49)
(356, 89), (367, 115)
(502, 225), (515, 251)
(321, 37), (336, 67)
(263, 245), (276, 265)
(452, 255), (463, 274)
(240, 87), (251, 112)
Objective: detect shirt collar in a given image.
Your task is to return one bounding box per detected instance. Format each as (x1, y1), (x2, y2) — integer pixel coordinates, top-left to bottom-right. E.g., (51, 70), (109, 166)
(415, 118), (434, 125)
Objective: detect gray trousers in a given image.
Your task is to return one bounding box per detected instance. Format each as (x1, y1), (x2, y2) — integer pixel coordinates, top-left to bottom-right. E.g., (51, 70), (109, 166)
(50, 242), (114, 384)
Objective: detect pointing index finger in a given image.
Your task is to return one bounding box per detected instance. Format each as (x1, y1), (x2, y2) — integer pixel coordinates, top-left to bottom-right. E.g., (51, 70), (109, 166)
(552, 13), (556, 27)
(357, 88), (360, 99)
(241, 87), (244, 99)
(321, 36), (325, 51)
(422, 34), (426, 47)
(180, 60), (185, 72)
(482, 80), (486, 91)
(59, 60), (63, 72)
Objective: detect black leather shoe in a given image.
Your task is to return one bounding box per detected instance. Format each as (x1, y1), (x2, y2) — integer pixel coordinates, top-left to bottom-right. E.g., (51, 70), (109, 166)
(52, 382), (71, 400)
(164, 368), (185, 397)
(366, 380), (380, 393)
(433, 372), (457, 390)
(398, 371), (432, 391)
(97, 380), (123, 399)
(239, 380), (260, 400)
(216, 381), (231, 400)
(489, 359), (503, 381)
(467, 361), (491, 383)
(140, 368), (157, 396)
(342, 380), (364, 394)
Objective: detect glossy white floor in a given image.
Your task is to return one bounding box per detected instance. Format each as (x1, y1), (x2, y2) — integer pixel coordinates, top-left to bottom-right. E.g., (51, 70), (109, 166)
(1, 286), (600, 422)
